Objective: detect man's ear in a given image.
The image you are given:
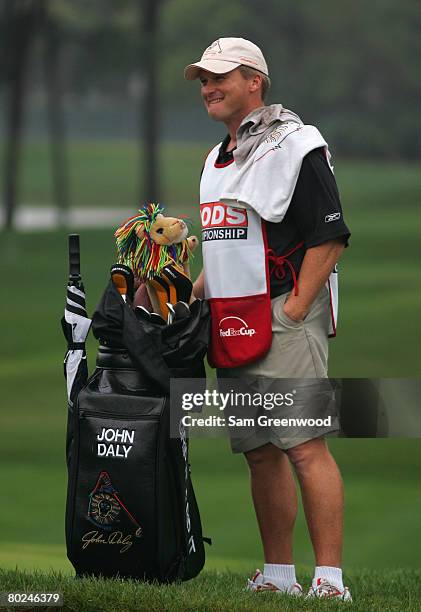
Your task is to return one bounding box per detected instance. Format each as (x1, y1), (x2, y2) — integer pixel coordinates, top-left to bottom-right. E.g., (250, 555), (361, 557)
(249, 73), (263, 95)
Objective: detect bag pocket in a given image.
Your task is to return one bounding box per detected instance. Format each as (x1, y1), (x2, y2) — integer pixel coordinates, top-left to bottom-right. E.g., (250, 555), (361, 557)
(67, 393), (170, 579)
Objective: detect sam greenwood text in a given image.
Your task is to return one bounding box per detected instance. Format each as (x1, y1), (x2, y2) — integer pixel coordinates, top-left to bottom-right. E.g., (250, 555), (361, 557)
(181, 415), (333, 428)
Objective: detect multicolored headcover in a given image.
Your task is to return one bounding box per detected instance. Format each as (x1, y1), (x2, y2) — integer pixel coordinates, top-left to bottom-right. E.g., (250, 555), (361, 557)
(115, 203), (192, 280)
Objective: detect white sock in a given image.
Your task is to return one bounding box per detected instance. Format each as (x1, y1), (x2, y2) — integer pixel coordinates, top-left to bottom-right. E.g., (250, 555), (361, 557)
(263, 563), (297, 587)
(314, 566), (343, 590)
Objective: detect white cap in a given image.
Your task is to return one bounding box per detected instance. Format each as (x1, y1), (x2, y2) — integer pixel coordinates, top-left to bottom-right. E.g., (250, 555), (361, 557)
(184, 37), (268, 80)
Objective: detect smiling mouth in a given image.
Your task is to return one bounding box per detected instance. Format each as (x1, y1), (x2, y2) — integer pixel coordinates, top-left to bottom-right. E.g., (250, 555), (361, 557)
(208, 98), (224, 105)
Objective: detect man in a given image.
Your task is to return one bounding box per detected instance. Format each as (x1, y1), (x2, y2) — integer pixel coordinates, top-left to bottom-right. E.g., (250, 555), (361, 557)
(184, 38), (352, 601)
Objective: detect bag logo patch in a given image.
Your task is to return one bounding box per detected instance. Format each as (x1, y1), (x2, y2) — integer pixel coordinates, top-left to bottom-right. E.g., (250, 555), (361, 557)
(87, 471), (142, 538)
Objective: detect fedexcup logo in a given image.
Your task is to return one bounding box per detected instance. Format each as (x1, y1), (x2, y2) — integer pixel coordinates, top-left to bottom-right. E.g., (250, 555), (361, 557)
(219, 316), (256, 338)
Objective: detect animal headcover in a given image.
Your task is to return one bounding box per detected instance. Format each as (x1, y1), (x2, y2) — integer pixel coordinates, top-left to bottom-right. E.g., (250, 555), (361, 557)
(114, 203), (191, 280)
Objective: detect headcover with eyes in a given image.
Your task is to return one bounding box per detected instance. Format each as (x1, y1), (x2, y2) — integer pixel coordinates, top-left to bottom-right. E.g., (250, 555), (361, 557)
(114, 202), (193, 280)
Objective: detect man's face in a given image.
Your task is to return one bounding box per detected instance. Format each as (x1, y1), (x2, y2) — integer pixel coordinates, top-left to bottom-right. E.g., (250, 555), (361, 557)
(199, 68), (258, 124)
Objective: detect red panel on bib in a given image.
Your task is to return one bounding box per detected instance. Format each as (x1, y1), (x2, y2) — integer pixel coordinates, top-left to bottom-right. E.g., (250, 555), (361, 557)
(207, 293), (272, 368)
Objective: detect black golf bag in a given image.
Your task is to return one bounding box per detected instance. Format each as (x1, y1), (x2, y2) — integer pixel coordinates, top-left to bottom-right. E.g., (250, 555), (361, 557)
(64, 278), (210, 582)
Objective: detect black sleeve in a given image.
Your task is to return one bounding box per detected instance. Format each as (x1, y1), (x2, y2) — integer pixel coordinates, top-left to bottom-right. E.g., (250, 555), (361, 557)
(288, 147), (351, 248)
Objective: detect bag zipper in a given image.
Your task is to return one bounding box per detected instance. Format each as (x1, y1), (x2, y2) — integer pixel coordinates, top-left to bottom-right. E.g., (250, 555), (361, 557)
(79, 410), (161, 420)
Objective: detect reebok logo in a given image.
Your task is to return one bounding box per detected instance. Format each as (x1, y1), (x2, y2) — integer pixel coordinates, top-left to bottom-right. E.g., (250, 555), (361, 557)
(325, 212), (341, 223)
(219, 316), (256, 338)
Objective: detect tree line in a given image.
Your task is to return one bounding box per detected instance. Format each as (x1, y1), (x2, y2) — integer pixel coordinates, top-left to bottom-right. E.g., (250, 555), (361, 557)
(1, 0), (419, 225)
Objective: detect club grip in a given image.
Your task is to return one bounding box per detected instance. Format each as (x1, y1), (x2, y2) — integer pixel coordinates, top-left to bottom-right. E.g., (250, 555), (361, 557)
(68, 234), (81, 284)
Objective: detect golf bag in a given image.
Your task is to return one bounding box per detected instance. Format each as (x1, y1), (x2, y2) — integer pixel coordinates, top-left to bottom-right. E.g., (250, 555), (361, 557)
(64, 268), (211, 582)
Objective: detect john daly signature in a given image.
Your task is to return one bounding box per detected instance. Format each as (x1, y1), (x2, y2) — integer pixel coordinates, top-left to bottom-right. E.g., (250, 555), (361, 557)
(81, 530), (135, 553)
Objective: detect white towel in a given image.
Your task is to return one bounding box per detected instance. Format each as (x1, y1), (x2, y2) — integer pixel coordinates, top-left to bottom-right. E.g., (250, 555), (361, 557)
(220, 105), (329, 223)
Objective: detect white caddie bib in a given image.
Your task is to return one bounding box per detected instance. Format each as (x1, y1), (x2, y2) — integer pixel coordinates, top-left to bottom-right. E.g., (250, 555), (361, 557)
(200, 137), (339, 369)
(200, 144), (273, 368)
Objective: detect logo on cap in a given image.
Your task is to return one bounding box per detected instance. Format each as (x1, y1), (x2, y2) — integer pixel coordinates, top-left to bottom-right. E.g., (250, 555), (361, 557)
(204, 39), (223, 56)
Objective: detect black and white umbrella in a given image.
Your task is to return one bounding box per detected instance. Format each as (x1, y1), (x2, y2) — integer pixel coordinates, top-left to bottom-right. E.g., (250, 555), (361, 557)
(61, 235), (91, 407)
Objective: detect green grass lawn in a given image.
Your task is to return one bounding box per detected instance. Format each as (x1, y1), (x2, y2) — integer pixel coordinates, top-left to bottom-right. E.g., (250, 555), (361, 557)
(3, 138), (421, 212)
(7, 140), (208, 209)
(1, 567), (421, 611)
(0, 146), (421, 608)
(1, 439), (420, 575)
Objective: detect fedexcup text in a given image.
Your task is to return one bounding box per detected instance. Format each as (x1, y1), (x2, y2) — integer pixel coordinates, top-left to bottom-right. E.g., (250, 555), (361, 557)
(220, 326), (256, 337)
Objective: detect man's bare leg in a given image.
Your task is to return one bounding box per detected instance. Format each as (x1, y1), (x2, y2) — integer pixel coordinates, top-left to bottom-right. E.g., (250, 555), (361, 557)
(287, 437), (343, 567)
(245, 443), (298, 563)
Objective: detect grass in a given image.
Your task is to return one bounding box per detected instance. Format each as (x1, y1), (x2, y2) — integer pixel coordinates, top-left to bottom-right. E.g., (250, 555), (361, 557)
(1, 567), (421, 611)
(1, 218), (420, 377)
(2, 439), (420, 575)
(2, 139), (421, 212)
(8, 140), (208, 209)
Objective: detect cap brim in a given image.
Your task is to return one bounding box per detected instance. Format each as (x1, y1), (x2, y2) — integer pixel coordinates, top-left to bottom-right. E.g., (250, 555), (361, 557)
(184, 59), (241, 80)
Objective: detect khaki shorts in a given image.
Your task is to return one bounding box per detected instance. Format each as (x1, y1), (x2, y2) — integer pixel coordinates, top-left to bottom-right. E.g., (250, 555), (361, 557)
(218, 286), (339, 452)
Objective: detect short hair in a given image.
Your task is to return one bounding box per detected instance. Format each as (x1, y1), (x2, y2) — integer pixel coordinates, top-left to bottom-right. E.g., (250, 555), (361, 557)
(239, 65), (271, 101)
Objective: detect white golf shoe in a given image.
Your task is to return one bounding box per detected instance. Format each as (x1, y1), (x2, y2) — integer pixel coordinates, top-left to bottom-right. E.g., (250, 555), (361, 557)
(246, 569), (303, 596)
(306, 577), (352, 601)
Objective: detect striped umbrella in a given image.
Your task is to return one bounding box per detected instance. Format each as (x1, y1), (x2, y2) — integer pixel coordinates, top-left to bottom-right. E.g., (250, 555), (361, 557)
(61, 235), (91, 406)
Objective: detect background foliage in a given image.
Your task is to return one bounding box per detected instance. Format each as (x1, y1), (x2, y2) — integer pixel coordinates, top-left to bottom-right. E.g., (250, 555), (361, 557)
(1, 0), (421, 156)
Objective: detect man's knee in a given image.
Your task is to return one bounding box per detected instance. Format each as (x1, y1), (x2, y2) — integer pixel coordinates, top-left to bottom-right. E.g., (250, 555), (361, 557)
(286, 437), (329, 471)
(245, 443), (284, 470)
